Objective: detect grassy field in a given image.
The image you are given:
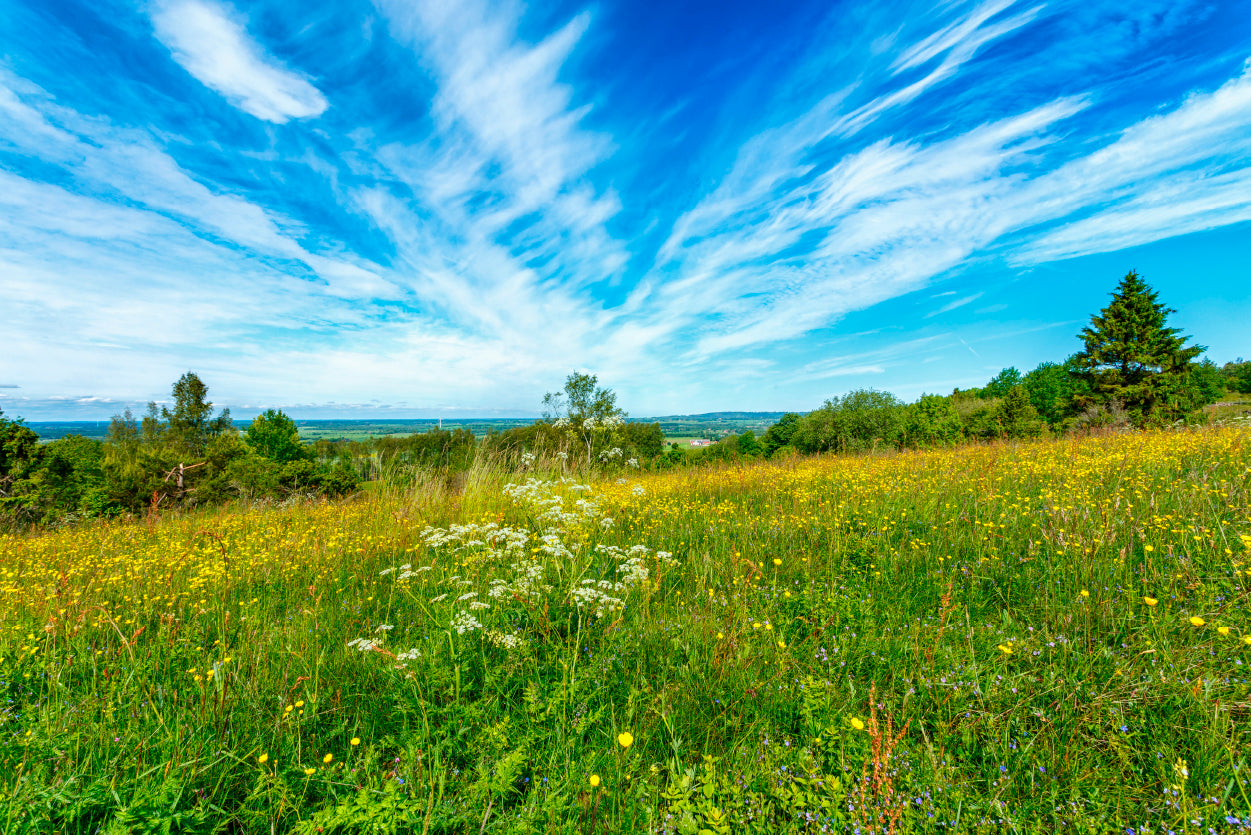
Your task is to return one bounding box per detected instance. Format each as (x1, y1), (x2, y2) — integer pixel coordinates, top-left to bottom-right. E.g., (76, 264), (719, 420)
(2, 427), (1250, 833)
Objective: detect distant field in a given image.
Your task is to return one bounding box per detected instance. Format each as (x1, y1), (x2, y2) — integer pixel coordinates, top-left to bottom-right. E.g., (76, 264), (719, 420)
(27, 413), (787, 443)
(3, 425), (1249, 832)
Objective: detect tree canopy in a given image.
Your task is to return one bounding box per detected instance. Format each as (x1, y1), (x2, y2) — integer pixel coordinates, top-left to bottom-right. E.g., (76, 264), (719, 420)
(1073, 271), (1204, 425)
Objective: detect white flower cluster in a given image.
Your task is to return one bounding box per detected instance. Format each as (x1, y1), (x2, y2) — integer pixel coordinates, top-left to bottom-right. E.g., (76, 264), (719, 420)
(503, 478), (603, 530)
(420, 522), (529, 554)
(578, 414), (625, 432)
(631, 485), (646, 497)
(598, 446), (624, 462)
(395, 648), (422, 662)
(485, 629), (522, 651)
(488, 558), (552, 602)
(521, 451), (536, 467)
(570, 581), (624, 617)
(626, 458), (639, 468)
(346, 637), (380, 652)
(451, 611), (483, 634)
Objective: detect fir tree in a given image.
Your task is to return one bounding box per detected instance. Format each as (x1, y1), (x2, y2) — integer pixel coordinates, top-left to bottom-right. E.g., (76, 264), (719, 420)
(1074, 271), (1203, 425)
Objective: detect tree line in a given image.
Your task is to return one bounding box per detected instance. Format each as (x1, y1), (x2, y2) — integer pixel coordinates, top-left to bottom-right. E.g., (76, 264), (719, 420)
(1, 377), (360, 527)
(2, 270), (1246, 527)
(687, 271), (1246, 463)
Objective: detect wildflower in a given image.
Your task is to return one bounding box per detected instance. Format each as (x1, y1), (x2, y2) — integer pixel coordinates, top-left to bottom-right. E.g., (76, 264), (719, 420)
(1217, 626), (1230, 636)
(716, 632), (724, 639)
(304, 767), (315, 776)
(589, 774), (601, 787)
(1143, 597), (1158, 607)
(323, 753), (333, 764)
(1080, 590), (1090, 598)
(998, 643), (1013, 656)
(295, 700), (304, 708)
(351, 737), (361, 746)
(1243, 635), (1251, 646)
(258, 753), (268, 764)
(777, 640), (786, 648)
(1189, 616), (1205, 626)
(773, 558), (782, 566)
(617, 731), (634, 749)
(849, 717), (865, 731)
(1145, 545), (1154, 552)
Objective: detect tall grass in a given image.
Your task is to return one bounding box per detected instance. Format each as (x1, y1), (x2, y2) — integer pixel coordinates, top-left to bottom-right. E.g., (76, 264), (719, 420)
(2, 427), (1249, 833)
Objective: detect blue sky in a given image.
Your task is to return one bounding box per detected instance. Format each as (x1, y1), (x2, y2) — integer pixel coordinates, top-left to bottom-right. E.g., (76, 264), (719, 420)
(1, 0), (1249, 420)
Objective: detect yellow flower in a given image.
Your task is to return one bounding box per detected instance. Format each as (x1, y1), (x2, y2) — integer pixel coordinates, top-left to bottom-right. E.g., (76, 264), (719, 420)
(1243, 635), (1251, 646)
(716, 632), (724, 639)
(258, 753), (268, 764)
(1143, 596), (1158, 607)
(777, 640), (786, 648)
(849, 717), (865, 731)
(589, 774), (601, 787)
(997, 643), (1013, 656)
(1189, 616), (1205, 627)
(294, 700), (305, 708)
(1145, 545), (1154, 552)
(1216, 626), (1230, 636)
(350, 737), (361, 746)
(773, 558), (782, 566)
(303, 767), (315, 776)
(617, 732), (634, 749)
(323, 753), (333, 764)
(1080, 590), (1090, 598)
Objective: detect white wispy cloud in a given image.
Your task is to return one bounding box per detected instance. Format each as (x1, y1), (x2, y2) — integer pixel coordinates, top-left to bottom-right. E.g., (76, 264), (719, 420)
(150, 0), (328, 123)
(3, 0), (1250, 418)
(926, 292), (984, 317)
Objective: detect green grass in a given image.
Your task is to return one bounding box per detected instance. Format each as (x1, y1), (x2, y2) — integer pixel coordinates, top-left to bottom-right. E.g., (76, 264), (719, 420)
(2, 426), (1250, 833)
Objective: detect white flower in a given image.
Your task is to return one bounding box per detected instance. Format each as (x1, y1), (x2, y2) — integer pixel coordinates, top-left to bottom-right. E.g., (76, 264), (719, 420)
(451, 611), (483, 635)
(396, 648), (422, 662)
(346, 637), (379, 652)
(430, 593), (449, 603)
(374, 624), (394, 632)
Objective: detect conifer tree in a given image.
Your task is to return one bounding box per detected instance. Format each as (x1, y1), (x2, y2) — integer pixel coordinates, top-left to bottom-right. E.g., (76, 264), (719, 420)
(1074, 271), (1203, 425)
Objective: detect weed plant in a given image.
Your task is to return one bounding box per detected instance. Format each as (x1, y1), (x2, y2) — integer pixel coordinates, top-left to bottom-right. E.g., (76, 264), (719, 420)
(2, 426), (1250, 833)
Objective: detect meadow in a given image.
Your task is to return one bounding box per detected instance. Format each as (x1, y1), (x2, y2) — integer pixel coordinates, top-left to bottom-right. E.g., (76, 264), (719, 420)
(2, 426), (1250, 834)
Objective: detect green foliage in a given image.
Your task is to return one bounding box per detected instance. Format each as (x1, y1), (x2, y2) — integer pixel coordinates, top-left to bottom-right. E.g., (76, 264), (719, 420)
(760, 413), (801, 457)
(906, 394), (963, 447)
(161, 372), (234, 457)
(792, 389), (908, 453)
(1021, 360), (1077, 426)
(996, 385), (1047, 438)
(1222, 360), (1251, 394)
(1073, 271), (1205, 426)
(0, 407), (43, 522)
(980, 367), (1023, 399)
(246, 409), (312, 463)
(542, 371), (622, 425)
